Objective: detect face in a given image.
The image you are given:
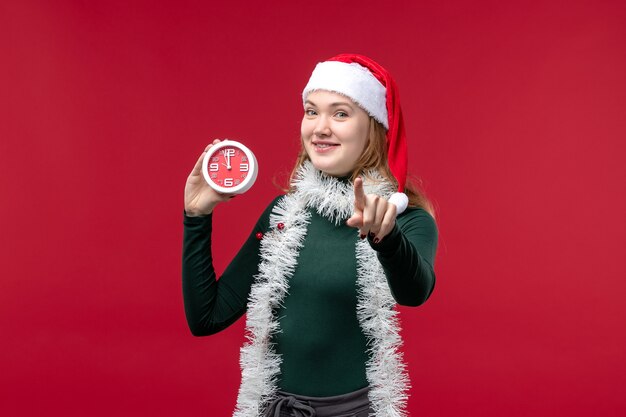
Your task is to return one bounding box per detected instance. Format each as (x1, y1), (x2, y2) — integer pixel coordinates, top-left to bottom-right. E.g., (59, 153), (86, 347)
(301, 90), (370, 177)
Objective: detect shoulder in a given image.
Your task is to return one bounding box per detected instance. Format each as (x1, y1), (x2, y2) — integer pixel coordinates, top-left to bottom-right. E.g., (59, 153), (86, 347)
(257, 195), (286, 221)
(266, 195), (285, 209)
(397, 207), (438, 240)
(398, 207), (437, 227)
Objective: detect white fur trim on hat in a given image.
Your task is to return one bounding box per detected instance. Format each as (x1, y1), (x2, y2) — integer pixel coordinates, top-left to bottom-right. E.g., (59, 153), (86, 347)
(302, 61), (389, 129)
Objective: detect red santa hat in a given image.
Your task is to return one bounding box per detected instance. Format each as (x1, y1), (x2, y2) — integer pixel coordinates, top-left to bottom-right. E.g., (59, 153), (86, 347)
(302, 53), (409, 194)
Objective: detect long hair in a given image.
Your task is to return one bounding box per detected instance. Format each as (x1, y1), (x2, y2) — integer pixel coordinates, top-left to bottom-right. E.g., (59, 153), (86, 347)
(287, 117), (436, 219)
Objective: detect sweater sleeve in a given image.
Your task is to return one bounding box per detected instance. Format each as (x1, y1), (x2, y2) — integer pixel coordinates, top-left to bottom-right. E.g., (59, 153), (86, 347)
(182, 198), (278, 336)
(369, 208), (438, 307)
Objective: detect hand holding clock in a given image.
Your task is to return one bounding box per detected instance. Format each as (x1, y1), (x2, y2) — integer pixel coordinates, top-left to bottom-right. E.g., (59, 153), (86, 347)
(185, 139), (258, 217)
(184, 140), (233, 217)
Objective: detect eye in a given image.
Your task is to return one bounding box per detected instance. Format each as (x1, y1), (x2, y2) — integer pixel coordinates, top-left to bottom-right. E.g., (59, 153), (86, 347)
(335, 111), (349, 118)
(305, 109), (317, 116)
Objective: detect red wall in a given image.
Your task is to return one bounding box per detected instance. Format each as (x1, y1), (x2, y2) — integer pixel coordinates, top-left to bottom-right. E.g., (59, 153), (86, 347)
(1, 1), (625, 416)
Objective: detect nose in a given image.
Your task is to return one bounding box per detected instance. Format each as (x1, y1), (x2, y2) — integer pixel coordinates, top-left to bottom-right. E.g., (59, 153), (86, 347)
(313, 115), (331, 137)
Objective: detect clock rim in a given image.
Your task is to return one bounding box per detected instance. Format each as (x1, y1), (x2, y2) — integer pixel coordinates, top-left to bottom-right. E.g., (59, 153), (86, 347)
(201, 139), (258, 194)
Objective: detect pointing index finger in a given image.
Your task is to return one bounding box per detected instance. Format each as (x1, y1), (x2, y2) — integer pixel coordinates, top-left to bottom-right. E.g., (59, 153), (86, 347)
(353, 177), (366, 211)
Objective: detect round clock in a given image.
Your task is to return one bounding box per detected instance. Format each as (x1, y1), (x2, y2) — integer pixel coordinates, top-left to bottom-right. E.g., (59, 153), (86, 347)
(201, 140), (258, 194)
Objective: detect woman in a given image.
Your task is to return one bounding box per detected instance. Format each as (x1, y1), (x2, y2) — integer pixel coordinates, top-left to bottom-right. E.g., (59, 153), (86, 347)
(183, 54), (438, 417)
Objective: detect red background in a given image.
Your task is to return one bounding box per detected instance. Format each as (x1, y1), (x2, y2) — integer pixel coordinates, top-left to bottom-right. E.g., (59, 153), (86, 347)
(1, 1), (625, 416)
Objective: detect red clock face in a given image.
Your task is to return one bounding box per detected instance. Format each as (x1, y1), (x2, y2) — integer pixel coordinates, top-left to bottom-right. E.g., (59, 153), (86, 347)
(206, 145), (251, 189)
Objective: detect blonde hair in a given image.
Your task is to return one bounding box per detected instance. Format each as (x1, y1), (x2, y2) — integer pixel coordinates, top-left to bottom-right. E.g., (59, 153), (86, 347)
(287, 118), (436, 219)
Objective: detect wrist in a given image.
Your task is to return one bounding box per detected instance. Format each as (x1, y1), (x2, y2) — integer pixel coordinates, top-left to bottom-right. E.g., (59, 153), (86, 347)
(369, 223), (401, 254)
(184, 208), (212, 217)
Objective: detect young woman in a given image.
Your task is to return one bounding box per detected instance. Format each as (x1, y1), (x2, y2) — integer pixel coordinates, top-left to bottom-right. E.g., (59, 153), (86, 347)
(183, 54), (438, 417)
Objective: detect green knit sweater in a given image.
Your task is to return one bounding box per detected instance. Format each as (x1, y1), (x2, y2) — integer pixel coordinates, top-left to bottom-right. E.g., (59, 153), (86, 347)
(182, 196), (437, 396)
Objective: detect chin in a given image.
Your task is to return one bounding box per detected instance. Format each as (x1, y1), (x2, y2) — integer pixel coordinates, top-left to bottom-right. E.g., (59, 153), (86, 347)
(306, 151), (351, 177)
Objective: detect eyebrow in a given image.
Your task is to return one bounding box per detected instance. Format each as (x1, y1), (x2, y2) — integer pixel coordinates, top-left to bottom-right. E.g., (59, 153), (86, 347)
(304, 99), (354, 109)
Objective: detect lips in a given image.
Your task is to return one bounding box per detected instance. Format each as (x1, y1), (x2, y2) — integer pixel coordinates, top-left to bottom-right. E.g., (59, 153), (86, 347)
(312, 140), (339, 151)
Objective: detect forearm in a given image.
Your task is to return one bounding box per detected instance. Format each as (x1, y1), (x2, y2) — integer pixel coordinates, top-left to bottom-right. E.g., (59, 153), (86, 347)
(370, 209), (438, 306)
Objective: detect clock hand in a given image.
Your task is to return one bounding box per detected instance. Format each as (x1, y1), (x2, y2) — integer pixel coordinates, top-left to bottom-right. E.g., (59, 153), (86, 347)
(222, 150), (232, 169)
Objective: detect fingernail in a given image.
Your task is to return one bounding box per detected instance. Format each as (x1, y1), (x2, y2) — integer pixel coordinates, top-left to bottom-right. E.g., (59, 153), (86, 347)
(368, 232), (376, 239)
(373, 238), (380, 244)
(360, 234), (366, 240)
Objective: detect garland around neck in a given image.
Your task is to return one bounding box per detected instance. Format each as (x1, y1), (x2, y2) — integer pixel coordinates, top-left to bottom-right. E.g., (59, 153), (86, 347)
(233, 162), (410, 417)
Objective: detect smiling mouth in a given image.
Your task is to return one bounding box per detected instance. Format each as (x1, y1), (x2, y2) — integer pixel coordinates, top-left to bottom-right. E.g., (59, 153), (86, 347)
(312, 141), (339, 150)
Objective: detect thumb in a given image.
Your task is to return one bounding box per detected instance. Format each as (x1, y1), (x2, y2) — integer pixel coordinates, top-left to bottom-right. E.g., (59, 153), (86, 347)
(346, 212), (363, 228)
(190, 150), (207, 177)
(190, 142), (216, 177)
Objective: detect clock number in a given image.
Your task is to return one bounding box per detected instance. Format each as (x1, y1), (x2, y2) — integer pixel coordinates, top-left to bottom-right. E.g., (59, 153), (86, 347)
(209, 163), (219, 172)
(240, 163), (249, 172)
(224, 178), (234, 187)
